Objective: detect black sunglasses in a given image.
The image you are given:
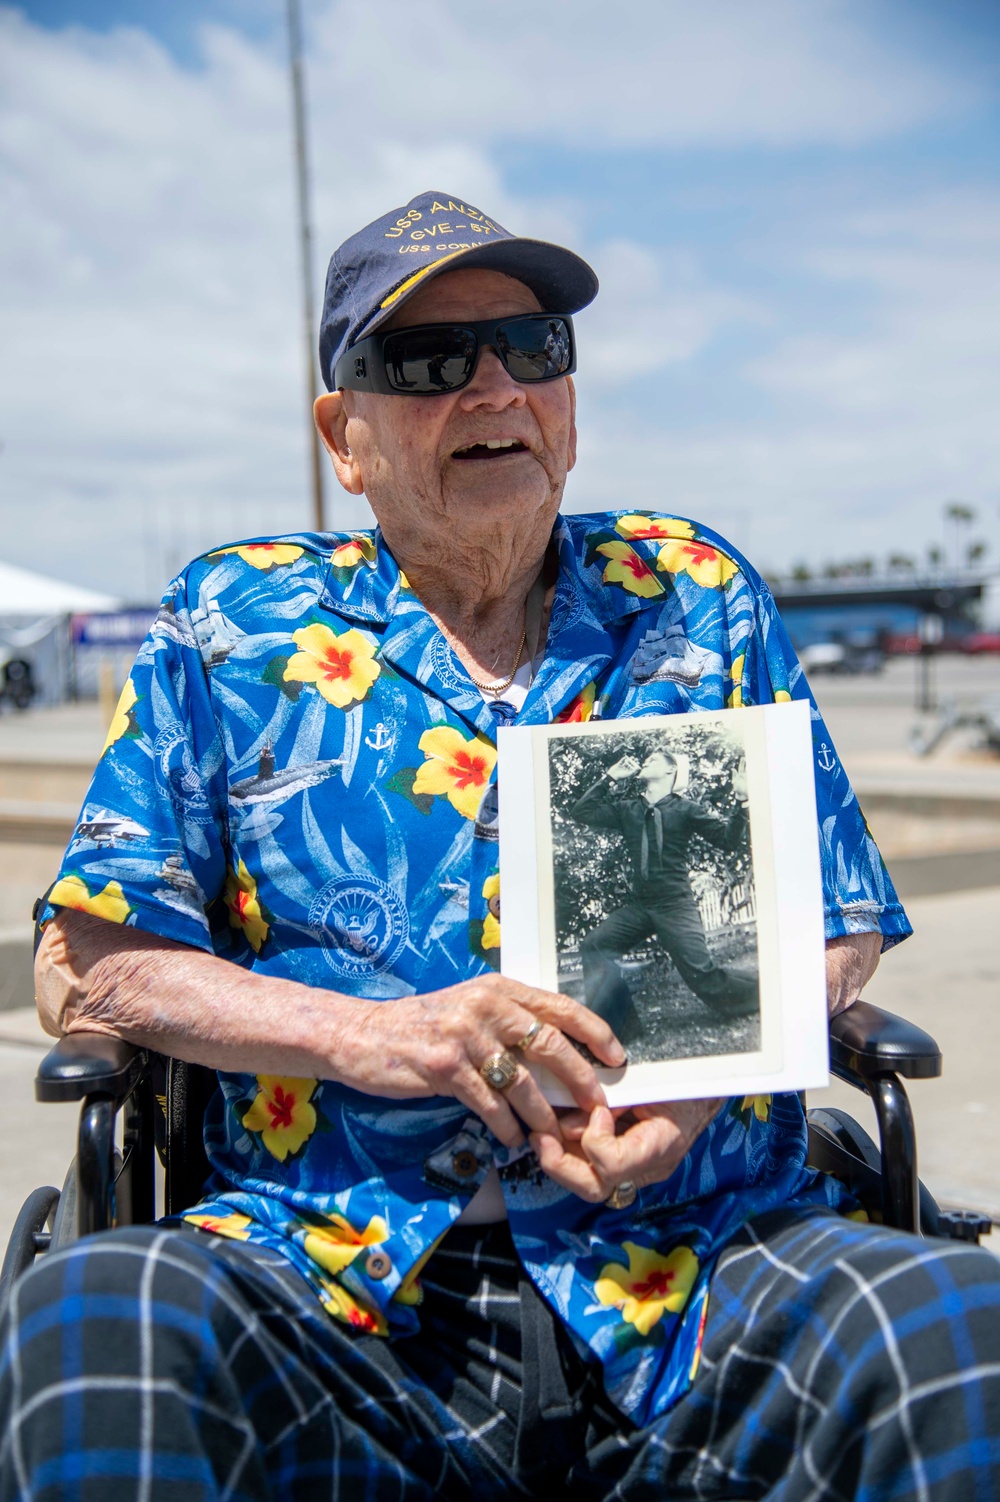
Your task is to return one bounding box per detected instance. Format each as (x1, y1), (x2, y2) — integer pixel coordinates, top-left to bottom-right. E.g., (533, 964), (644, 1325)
(333, 314), (575, 396)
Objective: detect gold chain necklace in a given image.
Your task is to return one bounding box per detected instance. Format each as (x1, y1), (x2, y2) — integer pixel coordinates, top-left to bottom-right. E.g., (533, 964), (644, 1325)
(465, 621), (527, 699)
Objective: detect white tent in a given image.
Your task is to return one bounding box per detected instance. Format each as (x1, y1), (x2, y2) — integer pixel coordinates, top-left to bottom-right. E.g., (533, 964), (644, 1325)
(0, 558), (121, 616)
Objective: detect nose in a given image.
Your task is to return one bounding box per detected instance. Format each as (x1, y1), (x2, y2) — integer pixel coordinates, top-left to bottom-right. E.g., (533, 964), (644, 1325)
(457, 345), (527, 412)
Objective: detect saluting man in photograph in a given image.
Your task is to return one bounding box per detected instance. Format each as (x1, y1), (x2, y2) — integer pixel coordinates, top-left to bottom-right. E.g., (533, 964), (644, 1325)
(571, 748), (756, 1039)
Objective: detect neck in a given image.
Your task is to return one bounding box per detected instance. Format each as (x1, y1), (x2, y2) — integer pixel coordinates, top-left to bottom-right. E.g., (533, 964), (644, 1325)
(643, 780), (675, 804)
(381, 518), (551, 677)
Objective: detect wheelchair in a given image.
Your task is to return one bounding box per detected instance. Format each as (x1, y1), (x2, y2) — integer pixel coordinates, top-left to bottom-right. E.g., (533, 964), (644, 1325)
(0, 966), (993, 1316)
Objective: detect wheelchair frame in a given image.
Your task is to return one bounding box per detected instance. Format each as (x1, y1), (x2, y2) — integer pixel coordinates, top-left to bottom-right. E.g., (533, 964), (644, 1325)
(1, 996), (991, 1320)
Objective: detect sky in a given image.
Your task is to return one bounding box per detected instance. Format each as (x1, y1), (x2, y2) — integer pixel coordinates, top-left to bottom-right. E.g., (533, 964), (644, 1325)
(1, 0), (999, 600)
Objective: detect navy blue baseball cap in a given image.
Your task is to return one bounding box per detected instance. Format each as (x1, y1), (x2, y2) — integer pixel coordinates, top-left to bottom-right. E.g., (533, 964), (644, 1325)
(318, 191), (599, 392)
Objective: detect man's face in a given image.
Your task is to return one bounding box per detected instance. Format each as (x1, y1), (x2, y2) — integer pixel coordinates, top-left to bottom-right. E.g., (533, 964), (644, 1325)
(638, 753), (677, 792)
(317, 267), (577, 549)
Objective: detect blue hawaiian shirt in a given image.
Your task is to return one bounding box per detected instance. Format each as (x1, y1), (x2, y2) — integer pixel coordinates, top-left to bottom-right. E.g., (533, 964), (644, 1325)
(45, 511), (910, 1426)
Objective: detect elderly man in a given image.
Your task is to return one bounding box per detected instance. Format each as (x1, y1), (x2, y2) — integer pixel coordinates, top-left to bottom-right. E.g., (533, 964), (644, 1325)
(3, 192), (998, 1501)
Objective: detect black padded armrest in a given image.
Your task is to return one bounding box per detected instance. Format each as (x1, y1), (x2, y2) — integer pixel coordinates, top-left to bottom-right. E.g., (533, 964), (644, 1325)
(829, 1000), (942, 1082)
(35, 1034), (148, 1104)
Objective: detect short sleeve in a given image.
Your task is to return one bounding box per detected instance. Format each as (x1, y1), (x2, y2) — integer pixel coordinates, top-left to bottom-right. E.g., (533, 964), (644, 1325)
(740, 583), (912, 952)
(43, 573), (230, 952)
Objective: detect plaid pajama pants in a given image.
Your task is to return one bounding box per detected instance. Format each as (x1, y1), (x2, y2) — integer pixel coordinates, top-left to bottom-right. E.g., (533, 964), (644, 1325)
(2, 1207), (999, 1501)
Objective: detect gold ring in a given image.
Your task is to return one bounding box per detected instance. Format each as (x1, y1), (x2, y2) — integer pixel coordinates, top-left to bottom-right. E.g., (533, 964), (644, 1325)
(480, 1050), (519, 1091)
(515, 1019), (543, 1051)
(604, 1180), (638, 1210)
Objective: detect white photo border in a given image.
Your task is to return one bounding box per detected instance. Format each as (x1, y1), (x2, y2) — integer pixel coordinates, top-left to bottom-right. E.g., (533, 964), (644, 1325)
(498, 701), (828, 1107)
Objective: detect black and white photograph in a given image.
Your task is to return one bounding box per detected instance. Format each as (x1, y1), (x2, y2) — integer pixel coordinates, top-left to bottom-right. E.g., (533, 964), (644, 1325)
(547, 720), (760, 1066)
(499, 702), (829, 1107)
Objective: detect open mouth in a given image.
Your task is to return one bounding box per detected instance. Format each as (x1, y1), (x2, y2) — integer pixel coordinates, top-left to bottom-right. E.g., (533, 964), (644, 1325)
(452, 438), (529, 461)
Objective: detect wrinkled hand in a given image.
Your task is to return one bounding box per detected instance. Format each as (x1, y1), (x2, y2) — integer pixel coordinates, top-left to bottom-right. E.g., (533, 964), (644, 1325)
(531, 1097), (725, 1204)
(607, 755), (641, 782)
(354, 975), (626, 1150)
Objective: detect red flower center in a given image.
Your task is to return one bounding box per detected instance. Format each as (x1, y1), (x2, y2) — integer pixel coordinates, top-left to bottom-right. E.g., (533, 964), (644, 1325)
(267, 1085), (296, 1130)
(348, 1306), (378, 1331)
(633, 1268), (675, 1301)
(680, 543), (718, 567)
(321, 647), (355, 682)
(234, 890), (251, 921)
(621, 552), (652, 579)
(449, 751), (489, 790)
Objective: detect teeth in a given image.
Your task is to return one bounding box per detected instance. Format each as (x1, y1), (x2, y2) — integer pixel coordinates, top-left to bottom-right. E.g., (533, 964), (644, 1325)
(455, 438), (522, 454)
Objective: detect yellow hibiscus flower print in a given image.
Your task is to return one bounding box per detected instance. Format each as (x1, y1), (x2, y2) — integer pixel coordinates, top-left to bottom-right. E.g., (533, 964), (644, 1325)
(555, 681), (596, 723)
(774, 689), (792, 702)
(595, 540), (665, 599)
(482, 871), (500, 951)
(727, 652), (746, 709)
(302, 1212), (390, 1276)
(224, 860), (269, 952)
(241, 1075), (318, 1161)
(183, 1211), (253, 1241)
(656, 538), (739, 589)
(615, 514), (696, 543)
(102, 678), (139, 755)
(317, 1277), (388, 1335)
(283, 623), (381, 709)
(393, 1235), (445, 1308)
(47, 875), (132, 925)
(594, 1242), (700, 1337)
(330, 536), (376, 570)
(413, 726), (497, 821)
(214, 543), (304, 570)
(741, 1094), (771, 1123)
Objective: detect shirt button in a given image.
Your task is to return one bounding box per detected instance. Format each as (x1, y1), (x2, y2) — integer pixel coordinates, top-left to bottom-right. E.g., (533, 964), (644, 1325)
(365, 1250), (392, 1281)
(452, 1150), (480, 1180)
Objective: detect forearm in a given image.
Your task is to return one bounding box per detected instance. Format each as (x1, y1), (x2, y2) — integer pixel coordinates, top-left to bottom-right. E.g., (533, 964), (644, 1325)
(35, 910), (372, 1082)
(824, 930), (882, 1017)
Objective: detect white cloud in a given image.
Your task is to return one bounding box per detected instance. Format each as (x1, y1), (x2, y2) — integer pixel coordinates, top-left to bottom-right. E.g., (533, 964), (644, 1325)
(0, 1), (995, 599)
(313, 0), (970, 149)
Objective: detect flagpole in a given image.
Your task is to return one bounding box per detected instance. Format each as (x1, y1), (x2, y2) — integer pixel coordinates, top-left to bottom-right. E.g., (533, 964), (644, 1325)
(286, 0), (325, 533)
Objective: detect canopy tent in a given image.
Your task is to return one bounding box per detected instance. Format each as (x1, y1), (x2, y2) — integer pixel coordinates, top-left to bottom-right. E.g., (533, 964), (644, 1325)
(0, 559), (123, 706)
(0, 558), (121, 616)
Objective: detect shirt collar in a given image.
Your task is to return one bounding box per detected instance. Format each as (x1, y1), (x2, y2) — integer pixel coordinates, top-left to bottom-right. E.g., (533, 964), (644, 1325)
(315, 514), (670, 732)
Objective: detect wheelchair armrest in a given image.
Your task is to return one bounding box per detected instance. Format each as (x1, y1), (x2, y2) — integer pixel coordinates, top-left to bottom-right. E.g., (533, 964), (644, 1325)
(829, 999), (942, 1083)
(35, 1034), (149, 1104)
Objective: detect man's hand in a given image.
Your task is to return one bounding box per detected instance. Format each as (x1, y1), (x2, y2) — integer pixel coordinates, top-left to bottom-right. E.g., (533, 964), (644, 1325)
(531, 1098), (724, 1204)
(606, 755), (640, 782)
(731, 756), (749, 803)
(353, 974), (626, 1151)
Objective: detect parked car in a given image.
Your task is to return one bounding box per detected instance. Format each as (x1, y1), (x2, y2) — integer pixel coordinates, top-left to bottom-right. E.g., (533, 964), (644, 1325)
(800, 640), (884, 675)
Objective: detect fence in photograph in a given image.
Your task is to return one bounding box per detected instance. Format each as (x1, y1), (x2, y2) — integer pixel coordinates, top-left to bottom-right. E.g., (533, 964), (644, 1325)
(698, 880), (756, 932)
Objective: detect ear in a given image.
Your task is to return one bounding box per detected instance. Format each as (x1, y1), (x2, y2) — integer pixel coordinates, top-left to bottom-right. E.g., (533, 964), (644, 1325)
(314, 393), (364, 495)
(565, 375), (578, 473)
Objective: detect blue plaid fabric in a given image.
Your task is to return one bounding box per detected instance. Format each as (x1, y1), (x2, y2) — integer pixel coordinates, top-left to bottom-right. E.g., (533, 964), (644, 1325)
(3, 1208), (1000, 1500)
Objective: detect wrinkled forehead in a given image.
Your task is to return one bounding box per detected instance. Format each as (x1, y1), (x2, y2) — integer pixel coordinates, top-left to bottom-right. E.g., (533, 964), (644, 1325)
(381, 266), (542, 331)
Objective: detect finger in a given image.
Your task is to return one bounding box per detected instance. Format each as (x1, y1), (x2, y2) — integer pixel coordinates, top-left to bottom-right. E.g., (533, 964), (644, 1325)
(452, 1072), (526, 1151)
(530, 1131), (609, 1203)
(517, 1020), (608, 1115)
(500, 1067), (564, 1140)
(506, 984), (626, 1069)
(581, 1110), (682, 1187)
(555, 1105), (633, 1142)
